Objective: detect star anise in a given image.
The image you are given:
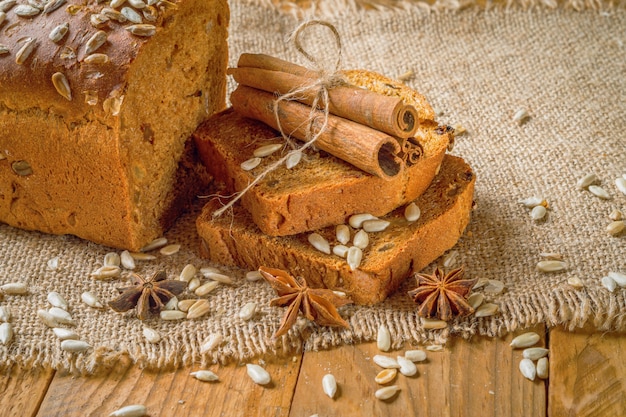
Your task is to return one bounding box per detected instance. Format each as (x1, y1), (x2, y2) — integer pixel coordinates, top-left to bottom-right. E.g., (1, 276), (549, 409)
(259, 266), (353, 338)
(407, 266), (477, 321)
(108, 270), (187, 320)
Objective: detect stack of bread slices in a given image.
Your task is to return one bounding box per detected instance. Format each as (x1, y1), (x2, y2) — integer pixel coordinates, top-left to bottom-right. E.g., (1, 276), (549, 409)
(194, 69), (475, 305)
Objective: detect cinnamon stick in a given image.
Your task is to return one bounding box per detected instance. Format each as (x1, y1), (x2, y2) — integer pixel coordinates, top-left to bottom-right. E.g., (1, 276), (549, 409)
(230, 85), (404, 180)
(232, 54), (419, 139)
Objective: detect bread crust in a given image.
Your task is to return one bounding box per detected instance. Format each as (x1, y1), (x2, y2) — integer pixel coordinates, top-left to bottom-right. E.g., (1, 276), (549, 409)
(197, 154), (475, 305)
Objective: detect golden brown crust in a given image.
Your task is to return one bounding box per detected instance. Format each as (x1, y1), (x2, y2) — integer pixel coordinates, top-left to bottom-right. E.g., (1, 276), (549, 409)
(197, 155), (475, 305)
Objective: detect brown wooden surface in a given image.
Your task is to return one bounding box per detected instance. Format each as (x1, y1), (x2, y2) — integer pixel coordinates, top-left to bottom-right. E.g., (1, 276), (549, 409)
(0, 326), (624, 417)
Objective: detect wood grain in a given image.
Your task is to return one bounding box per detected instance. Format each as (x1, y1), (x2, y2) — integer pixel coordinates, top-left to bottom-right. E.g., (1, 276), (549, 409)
(548, 326), (626, 417)
(0, 366), (55, 417)
(36, 354), (303, 417)
(289, 325), (547, 417)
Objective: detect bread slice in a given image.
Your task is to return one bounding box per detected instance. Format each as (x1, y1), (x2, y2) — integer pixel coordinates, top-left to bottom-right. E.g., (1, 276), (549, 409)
(193, 109), (450, 236)
(196, 154), (475, 305)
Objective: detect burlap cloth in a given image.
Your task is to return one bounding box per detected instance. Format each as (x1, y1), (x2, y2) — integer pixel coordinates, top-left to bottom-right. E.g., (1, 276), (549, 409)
(1, 1), (625, 373)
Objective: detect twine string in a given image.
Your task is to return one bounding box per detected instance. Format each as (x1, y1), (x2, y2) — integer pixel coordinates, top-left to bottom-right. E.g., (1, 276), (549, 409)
(212, 20), (344, 218)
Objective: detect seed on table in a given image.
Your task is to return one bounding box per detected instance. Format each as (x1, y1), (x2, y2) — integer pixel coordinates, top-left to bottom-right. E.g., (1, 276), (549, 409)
(397, 356), (417, 377)
(322, 374), (337, 399)
(510, 332), (540, 348)
(536, 357), (549, 379)
(474, 303), (499, 317)
(47, 291), (68, 310)
(108, 404), (147, 417)
(373, 354), (400, 369)
(245, 270), (263, 282)
(160, 244), (181, 256)
(0, 282), (28, 295)
(179, 264), (196, 282)
(377, 324), (391, 352)
(567, 277), (584, 290)
(253, 143), (282, 157)
(308, 233), (331, 254)
(601, 276), (617, 292)
(588, 185), (611, 200)
(332, 245), (349, 258)
(523, 347), (549, 360)
(160, 310), (186, 320)
(0, 323), (13, 345)
(362, 219), (390, 233)
(607, 221), (625, 236)
(120, 250), (136, 269)
(348, 213), (378, 229)
(576, 173), (598, 189)
(336, 224), (350, 245)
(530, 205), (547, 221)
(467, 293), (484, 309)
(61, 339), (91, 353)
(238, 302), (257, 321)
(519, 358), (536, 381)
(195, 280), (219, 296)
(81, 291), (104, 308)
(353, 229), (369, 249)
(200, 333), (223, 353)
(536, 260), (567, 272)
(375, 368), (397, 384)
(190, 370), (219, 382)
(346, 246), (363, 270)
(404, 349), (427, 362)
(246, 364), (271, 385)
(375, 385), (400, 400)
(104, 252), (121, 267)
(140, 237), (167, 252)
(616, 177), (626, 196)
(608, 271), (626, 287)
(421, 318), (447, 329)
(404, 202), (421, 222)
(241, 157), (261, 171)
(52, 327), (79, 340)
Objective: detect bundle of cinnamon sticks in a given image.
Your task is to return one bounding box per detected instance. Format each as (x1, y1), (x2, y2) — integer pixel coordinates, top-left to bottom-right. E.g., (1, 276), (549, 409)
(228, 53), (423, 180)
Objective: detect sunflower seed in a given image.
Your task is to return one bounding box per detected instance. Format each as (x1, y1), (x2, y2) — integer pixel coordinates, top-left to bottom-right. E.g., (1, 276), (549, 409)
(513, 108), (529, 125)
(518, 197), (546, 208)
(375, 385), (400, 400)
(523, 347), (549, 360)
(187, 300), (210, 319)
(308, 233), (331, 254)
(48, 307), (75, 325)
(335, 224), (350, 245)
(79, 291), (103, 309)
(140, 237), (167, 252)
(426, 345), (443, 352)
(190, 370), (219, 382)
(362, 219), (390, 233)
(142, 326), (161, 343)
(11, 160), (32, 176)
(246, 364), (271, 385)
(85, 30), (107, 54)
(519, 358), (536, 381)
(483, 279), (505, 295)
(177, 299), (196, 312)
(608, 271), (626, 287)
(607, 221), (625, 236)
(530, 205), (547, 221)
(397, 356), (418, 377)
(128, 0), (146, 8)
(536, 260), (567, 272)
(61, 339), (91, 352)
(38, 310), (61, 327)
(467, 292), (484, 309)
(108, 405), (147, 417)
(47, 292), (68, 310)
(588, 185), (611, 200)
(238, 302), (256, 321)
(373, 354), (400, 369)
(90, 265), (121, 279)
(200, 333), (223, 353)
(51, 72), (72, 100)
(159, 244), (180, 256)
(203, 271), (234, 285)
(0, 0), (15, 12)
(52, 327), (79, 340)
(245, 271), (263, 282)
(104, 252), (121, 267)
(539, 252), (563, 260)
(129, 252), (156, 261)
(199, 266), (221, 275)
(109, 0), (125, 8)
(421, 318), (447, 329)
(375, 368), (397, 384)
(0, 282), (28, 295)
(404, 349), (427, 362)
(0, 323), (12, 345)
(601, 275), (617, 292)
(536, 357), (549, 379)
(332, 245), (349, 258)
(377, 324), (391, 352)
(14, 4), (40, 16)
(567, 277), (584, 290)
(120, 250), (136, 269)
(285, 150), (302, 169)
(43, 0), (65, 13)
(474, 303), (499, 317)
(160, 310), (186, 320)
(404, 202), (421, 222)
(188, 277), (201, 292)
(353, 229), (369, 249)
(179, 264), (196, 282)
(163, 296), (178, 311)
(510, 332), (540, 348)
(101, 7), (126, 22)
(346, 246), (362, 270)
(349, 213), (378, 229)
(241, 157), (261, 171)
(0, 306), (10, 322)
(103, 95), (123, 115)
(322, 374), (337, 399)
(576, 173), (598, 189)
(609, 209), (623, 221)
(442, 250), (459, 268)
(253, 143), (282, 158)
(15, 38), (36, 64)
(615, 178), (626, 196)
(49, 23), (69, 42)
(0, 43), (8, 55)
(195, 280), (219, 296)
(120, 6), (141, 22)
(472, 278), (489, 290)
(90, 13), (109, 27)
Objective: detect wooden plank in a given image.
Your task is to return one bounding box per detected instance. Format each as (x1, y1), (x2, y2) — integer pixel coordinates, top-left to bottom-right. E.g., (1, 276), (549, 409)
(36, 353), (303, 417)
(290, 325), (547, 417)
(0, 366), (55, 417)
(548, 326), (626, 417)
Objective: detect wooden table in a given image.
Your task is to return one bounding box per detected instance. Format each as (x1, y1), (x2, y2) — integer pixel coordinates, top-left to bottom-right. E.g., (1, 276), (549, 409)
(1, 325), (624, 417)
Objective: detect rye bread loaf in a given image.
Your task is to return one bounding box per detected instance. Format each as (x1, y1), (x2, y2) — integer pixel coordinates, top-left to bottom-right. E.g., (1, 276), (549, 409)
(193, 109), (450, 236)
(197, 154), (475, 305)
(0, 0), (229, 250)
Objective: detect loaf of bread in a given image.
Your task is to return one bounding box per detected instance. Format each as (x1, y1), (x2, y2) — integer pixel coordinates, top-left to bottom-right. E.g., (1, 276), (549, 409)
(197, 154), (475, 305)
(194, 109), (450, 236)
(0, 0), (229, 250)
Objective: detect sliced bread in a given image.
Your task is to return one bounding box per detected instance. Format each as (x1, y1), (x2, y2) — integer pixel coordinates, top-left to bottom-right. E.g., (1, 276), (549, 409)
(196, 154), (475, 305)
(193, 109), (450, 236)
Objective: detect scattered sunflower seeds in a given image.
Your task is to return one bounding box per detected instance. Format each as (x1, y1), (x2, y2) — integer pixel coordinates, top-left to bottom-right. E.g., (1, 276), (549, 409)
(322, 374), (337, 399)
(47, 257), (60, 270)
(467, 292), (484, 309)
(536, 260), (567, 273)
(254, 143), (282, 157)
(159, 244), (181, 256)
(160, 310), (186, 320)
(335, 224), (350, 245)
(245, 270), (263, 282)
(202, 271), (234, 285)
(536, 357), (549, 379)
(567, 277), (584, 290)
(163, 296), (178, 311)
(140, 237), (167, 252)
(48, 307), (75, 325)
(510, 332), (540, 348)
(397, 356), (417, 377)
(120, 250), (136, 269)
(474, 303), (499, 317)
(404, 202), (421, 222)
(519, 358), (536, 381)
(375, 385), (400, 400)
(362, 219), (390, 233)
(200, 333), (223, 353)
(61, 339), (91, 353)
(43, 0), (66, 13)
(187, 299), (210, 319)
(346, 246), (363, 270)
(195, 280), (219, 297)
(421, 318), (447, 329)
(0, 282), (28, 295)
(0, 306), (10, 322)
(601, 275), (617, 292)
(37, 309), (62, 327)
(332, 245), (349, 258)
(238, 302), (257, 321)
(191, 370), (219, 382)
(353, 230), (369, 249)
(404, 349), (427, 362)
(375, 368), (397, 384)
(512, 108), (530, 125)
(608, 271), (626, 287)
(530, 205), (547, 221)
(143, 327), (162, 343)
(120, 6), (142, 23)
(483, 279), (505, 295)
(47, 291), (68, 310)
(426, 345), (443, 352)
(179, 264), (197, 282)
(240, 157), (261, 171)
(349, 213), (378, 229)
(129, 252), (156, 261)
(0, 323), (13, 345)
(576, 173), (598, 189)
(91, 265), (121, 279)
(246, 364), (271, 385)
(85, 30), (107, 55)
(49, 22), (69, 42)
(523, 347), (549, 361)
(519, 197), (546, 208)
(52, 327), (79, 340)
(308, 233), (331, 254)
(615, 178), (626, 196)
(177, 299), (197, 312)
(609, 209), (623, 221)
(607, 221), (625, 236)
(108, 404), (147, 417)
(104, 252), (121, 267)
(588, 185), (611, 200)
(285, 150), (302, 169)
(14, 4), (40, 16)
(188, 277), (201, 292)
(373, 354), (400, 369)
(377, 324), (391, 352)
